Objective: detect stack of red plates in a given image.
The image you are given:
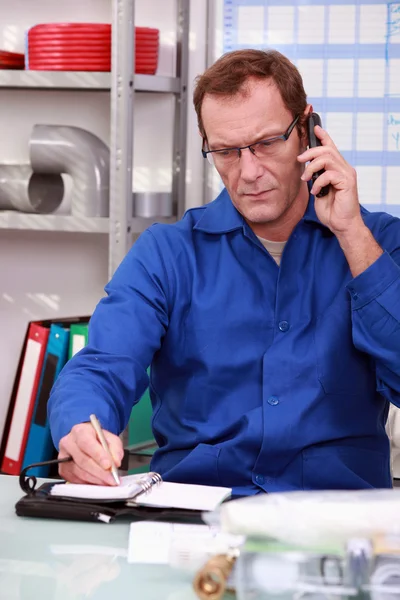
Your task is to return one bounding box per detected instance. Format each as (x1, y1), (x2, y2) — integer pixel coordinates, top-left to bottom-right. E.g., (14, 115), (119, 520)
(27, 23), (112, 72)
(26, 23), (159, 74)
(0, 50), (25, 70)
(135, 27), (159, 75)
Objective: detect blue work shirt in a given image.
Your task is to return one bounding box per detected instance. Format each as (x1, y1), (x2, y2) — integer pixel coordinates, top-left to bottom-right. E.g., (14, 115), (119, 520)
(49, 189), (400, 495)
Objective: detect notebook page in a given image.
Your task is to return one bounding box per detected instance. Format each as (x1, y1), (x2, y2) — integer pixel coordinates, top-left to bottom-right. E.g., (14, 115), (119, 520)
(133, 482), (231, 511)
(50, 474), (146, 500)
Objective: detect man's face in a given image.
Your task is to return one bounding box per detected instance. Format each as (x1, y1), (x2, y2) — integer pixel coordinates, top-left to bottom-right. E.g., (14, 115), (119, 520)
(201, 78), (308, 227)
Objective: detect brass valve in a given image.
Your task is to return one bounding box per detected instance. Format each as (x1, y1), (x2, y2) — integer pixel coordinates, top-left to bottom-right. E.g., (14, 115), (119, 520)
(193, 552), (237, 600)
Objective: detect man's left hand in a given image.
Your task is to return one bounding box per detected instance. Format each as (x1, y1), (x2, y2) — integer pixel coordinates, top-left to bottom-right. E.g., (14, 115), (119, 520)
(297, 125), (363, 237)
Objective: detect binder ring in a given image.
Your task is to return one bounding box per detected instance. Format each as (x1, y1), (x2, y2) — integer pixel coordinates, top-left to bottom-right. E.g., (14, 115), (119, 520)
(137, 471), (162, 495)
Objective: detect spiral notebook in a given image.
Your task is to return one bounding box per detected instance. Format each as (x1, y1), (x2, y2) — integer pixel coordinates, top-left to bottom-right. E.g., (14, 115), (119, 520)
(50, 472), (232, 512)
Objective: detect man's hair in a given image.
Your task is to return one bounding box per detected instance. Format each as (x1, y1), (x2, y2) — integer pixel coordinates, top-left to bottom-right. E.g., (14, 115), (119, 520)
(193, 49), (308, 139)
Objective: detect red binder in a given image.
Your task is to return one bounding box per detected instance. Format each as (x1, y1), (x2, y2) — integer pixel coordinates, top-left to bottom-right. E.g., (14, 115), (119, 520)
(1, 323), (49, 475)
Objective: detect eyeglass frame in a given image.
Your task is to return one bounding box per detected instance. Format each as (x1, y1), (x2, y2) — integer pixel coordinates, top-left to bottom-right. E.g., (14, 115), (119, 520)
(201, 114), (300, 165)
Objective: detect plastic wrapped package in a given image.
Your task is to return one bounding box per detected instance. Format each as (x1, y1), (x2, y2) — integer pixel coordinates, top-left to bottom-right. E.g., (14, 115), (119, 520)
(218, 489), (400, 548)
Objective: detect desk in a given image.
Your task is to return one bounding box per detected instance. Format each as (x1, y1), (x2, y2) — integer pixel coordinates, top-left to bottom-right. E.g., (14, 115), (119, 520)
(0, 475), (198, 600)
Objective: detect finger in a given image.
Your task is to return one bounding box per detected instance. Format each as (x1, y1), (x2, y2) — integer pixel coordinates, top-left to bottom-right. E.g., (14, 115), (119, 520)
(297, 145), (334, 163)
(103, 430), (124, 466)
(73, 444), (118, 485)
(301, 156), (335, 182)
(310, 170), (340, 196)
(61, 433), (117, 485)
(314, 125), (338, 150)
(72, 424), (114, 471)
(59, 459), (102, 485)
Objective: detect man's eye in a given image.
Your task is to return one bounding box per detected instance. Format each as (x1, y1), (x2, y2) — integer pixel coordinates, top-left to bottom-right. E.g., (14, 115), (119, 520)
(215, 149), (236, 158)
(259, 139), (275, 147)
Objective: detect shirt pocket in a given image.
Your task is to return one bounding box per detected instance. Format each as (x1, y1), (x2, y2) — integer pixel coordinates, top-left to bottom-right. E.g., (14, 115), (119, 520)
(161, 443), (222, 486)
(183, 320), (270, 422)
(314, 300), (374, 395)
(302, 445), (390, 489)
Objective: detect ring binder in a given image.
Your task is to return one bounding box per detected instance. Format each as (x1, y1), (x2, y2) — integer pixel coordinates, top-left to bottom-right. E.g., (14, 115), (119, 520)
(135, 471), (162, 495)
(15, 459), (228, 524)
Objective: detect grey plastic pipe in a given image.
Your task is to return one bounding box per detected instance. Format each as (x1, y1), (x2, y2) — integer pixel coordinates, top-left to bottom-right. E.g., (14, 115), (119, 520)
(30, 125), (110, 218)
(0, 165), (64, 213)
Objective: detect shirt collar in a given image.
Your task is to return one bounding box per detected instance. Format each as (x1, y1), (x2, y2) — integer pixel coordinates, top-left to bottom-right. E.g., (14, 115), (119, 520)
(193, 187), (330, 234)
(193, 188), (244, 233)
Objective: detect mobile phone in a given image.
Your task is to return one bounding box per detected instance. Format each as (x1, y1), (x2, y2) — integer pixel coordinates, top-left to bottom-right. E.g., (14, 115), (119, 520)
(307, 112), (330, 198)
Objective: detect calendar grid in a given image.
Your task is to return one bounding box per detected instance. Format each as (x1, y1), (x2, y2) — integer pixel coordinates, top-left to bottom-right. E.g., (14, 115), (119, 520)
(223, 0), (400, 213)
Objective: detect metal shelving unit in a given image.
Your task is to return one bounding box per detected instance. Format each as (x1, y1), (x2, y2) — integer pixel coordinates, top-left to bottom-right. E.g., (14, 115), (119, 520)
(0, 0), (190, 279)
(0, 213), (177, 233)
(0, 70), (181, 93)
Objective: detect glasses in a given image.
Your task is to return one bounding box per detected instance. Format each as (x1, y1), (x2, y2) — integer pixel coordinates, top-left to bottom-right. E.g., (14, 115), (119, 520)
(202, 115), (300, 167)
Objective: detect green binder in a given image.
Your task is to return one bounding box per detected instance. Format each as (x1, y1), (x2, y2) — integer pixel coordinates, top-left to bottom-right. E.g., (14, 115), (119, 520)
(67, 324), (155, 474)
(68, 323), (89, 359)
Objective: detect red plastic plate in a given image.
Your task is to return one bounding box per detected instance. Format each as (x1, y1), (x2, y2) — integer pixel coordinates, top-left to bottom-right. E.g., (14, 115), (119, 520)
(0, 50), (25, 60)
(28, 64), (111, 72)
(28, 50), (111, 59)
(136, 27), (159, 35)
(29, 23), (111, 33)
(28, 33), (111, 43)
(28, 40), (111, 50)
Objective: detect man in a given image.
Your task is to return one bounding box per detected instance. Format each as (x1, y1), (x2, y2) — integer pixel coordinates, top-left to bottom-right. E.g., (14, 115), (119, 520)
(48, 49), (400, 494)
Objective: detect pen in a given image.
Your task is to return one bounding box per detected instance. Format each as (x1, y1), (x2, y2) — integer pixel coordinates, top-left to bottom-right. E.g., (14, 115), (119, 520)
(89, 414), (120, 485)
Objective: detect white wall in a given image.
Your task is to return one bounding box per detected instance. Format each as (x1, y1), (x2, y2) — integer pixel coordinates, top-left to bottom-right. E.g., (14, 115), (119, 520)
(0, 0), (207, 441)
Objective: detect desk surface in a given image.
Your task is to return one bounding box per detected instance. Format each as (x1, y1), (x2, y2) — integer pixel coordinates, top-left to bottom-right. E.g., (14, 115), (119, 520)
(0, 475), (197, 600)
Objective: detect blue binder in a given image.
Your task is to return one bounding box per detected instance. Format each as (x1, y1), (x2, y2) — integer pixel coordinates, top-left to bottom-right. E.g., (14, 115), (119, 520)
(22, 324), (70, 476)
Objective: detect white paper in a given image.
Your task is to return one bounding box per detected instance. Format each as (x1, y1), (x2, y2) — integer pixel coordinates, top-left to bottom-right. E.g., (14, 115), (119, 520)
(359, 5), (387, 44)
(296, 59), (324, 98)
(386, 167), (400, 205)
(325, 113), (353, 152)
(327, 59), (354, 98)
(51, 473), (147, 500)
(267, 7), (294, 45)
(129, 481), (231, 512)
(237, 6), (264, 45)
(355, 166), (382, 205)
(357, 59), (385, 99)
(298, 6), (325, 45)
(390, 59), (400, 96)
(128, 521), (244, 566)
(51, 474), (231, 511)
(328, 5), (356, 44)
(356, 113), (384, 152)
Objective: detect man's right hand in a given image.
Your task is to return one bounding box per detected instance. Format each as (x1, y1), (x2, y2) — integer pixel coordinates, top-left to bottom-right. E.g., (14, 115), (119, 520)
(58, 422), (124, 485)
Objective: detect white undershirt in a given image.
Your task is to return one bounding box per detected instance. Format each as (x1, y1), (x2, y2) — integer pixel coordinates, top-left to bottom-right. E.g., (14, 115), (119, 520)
(257, 236), (287, 266)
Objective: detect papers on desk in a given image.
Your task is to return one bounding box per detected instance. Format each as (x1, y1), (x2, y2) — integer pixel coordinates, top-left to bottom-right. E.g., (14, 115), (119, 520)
(128, 521), (244, 567)
(50, 473), (232, 511)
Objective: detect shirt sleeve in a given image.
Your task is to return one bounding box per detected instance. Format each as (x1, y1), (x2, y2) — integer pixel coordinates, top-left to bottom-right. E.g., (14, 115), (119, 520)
(48, 227), (171, 449)
(346, 218), (400, 408)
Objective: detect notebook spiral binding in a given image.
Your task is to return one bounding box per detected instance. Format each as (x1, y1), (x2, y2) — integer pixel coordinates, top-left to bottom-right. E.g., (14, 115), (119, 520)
(137, 471), (163, 495)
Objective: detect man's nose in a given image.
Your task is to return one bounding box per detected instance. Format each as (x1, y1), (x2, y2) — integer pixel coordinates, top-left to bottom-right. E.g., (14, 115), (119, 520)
(239, 147), (264, 183)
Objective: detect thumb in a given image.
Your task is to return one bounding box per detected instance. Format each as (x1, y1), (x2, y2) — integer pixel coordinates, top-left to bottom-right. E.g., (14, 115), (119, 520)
(104, 430), (124, 467)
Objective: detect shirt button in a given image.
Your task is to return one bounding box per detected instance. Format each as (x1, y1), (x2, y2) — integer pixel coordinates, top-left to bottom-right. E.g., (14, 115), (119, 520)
(255, 474), (265, 485)
(278, 320), (290, 332)
(268, 395), (279, 406)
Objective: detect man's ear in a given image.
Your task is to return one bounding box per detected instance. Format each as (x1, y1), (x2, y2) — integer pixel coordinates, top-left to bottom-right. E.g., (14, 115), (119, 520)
(299, 104), (313, 150)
